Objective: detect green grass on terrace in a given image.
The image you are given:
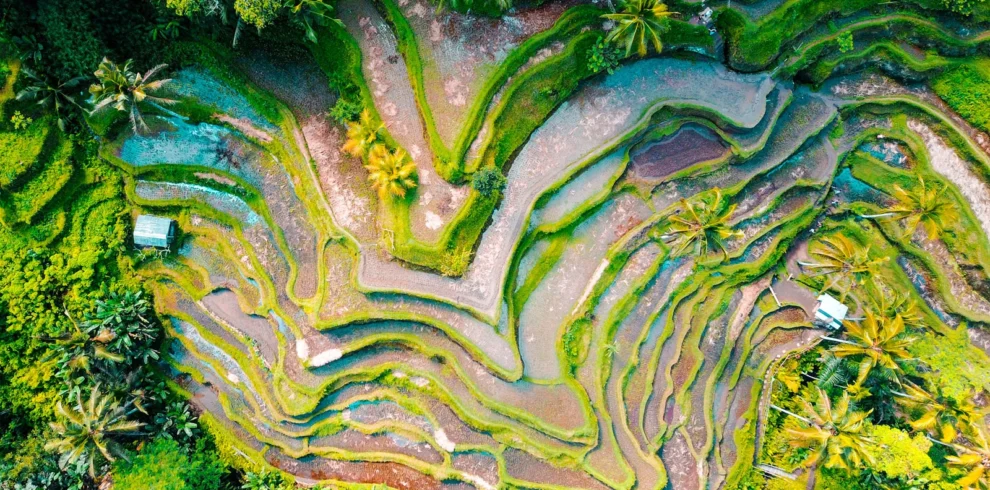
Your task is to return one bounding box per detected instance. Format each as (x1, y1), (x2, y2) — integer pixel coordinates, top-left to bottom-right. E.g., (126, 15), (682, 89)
(933, 58), (990, 134)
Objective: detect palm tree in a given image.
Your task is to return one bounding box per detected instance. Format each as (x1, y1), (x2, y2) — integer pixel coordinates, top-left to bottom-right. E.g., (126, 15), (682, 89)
(365, 144), (417, 198)
(603, 0), (676, 57)
(862, 176), (959, 240)
(799, 233), (887, 300)
(89, 58), (176, 134)
(15, 67), (87, 131)
(896, 380), (981, 444)
(947, 423), (990, 490)
(825, 311), (913, 389)
(289, 0), (344, 43)
(658, 187), (742, 261)
(780, 388), (874, 490)
(341, 109), (384, 158)
(45, 384), (144, 477)
(864, 284), (925, 331)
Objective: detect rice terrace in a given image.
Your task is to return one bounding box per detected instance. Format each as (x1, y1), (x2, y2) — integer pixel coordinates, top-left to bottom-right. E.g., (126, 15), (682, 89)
(2, 0), (990, 489)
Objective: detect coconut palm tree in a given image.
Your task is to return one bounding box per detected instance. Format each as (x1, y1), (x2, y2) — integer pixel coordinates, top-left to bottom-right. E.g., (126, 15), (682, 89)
(947, 423), (990, 490)
(603, 0), (676, 57)
(45, 384), (144, 478)
(89, 58), (176, 134)
(658, 187), (742, 261)
(15, 67), (87, 131)
(341, 109), (384, 158)
(799, 233), (887, 300)
(365, 144), (417, 198)
(781, 388), (874, 490)
(896, 380), (981, 444)
(862, 176), (959, 240)
(864, 283), (925, 331)
(825, 311), (913, 389)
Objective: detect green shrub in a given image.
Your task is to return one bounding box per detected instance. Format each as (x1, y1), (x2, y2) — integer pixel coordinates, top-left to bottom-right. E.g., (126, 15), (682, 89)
(837, 31), (854, 53)
(471, 167), (507, 197)
(113, 438), (229, 490)
(942, 0), (988, 16)
(329, 97), (362, 123)
(586, 37), (623, 75)
(242, 467), (292, 490)
(9, 111), (32, 130)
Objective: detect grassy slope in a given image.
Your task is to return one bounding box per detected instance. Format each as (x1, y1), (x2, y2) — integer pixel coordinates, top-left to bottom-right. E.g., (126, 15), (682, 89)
(932, 58), (990, 133)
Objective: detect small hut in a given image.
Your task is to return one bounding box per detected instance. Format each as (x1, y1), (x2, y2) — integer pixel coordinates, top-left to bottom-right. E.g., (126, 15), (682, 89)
(134, 215), (177, 252)
(813, 294), (848, 330)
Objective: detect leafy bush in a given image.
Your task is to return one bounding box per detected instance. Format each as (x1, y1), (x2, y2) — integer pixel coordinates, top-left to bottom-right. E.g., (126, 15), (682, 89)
(242, 467), (292, 490)
(9, 111), (32, 130)
(942, 0), (988, 16)
(837, 31), (854, 53)
(112, 438), (229, 490)
(329, 97), (362, 123)
(471, 167), (507, 198)
(586, 37), (623, 75)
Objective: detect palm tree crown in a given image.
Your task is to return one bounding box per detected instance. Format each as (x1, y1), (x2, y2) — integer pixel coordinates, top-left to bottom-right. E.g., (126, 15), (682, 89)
(947, 423), (990, 490)
(341, 109), (384, 158)
(800, 233), (888, 300)
(365, 144), (417, 198)
(897, 380), (981, 444)
(45, 384), (144, 477)
(89, 58), (176, 134)
(603, 0), (676, 57)
(659, 187), (742, 261)
(830, 311), (913, 388)
(16, 67), (87, 131)
(885, 176), (959, 240)
(785, 389), (874, 489)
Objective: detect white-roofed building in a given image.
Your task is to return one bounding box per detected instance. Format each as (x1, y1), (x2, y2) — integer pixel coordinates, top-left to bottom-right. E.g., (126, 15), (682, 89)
(813, 294), (848, 330)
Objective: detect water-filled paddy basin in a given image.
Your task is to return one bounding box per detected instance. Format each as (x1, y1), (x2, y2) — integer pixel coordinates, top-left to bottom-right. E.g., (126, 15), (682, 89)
(628, 124), (729, 182)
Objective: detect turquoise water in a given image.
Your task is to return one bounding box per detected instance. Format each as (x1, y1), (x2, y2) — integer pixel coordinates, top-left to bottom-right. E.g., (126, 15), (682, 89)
(120, 116), (230, 168)
(173, 68), (276, 131)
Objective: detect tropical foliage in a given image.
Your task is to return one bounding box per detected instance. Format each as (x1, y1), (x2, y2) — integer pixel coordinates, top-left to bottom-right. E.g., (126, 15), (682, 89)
(947, 422), (990, 489)
(785, 389), (873, 489)
(800, 233), (887, 300)
(365, 144), (417, 198)
(897, 380), (981, 443)
(89, 58), (176, 134)
(472, 167), (507, 198)
(45, 384), (144, 477)
(15, 67), (87, 131)
(867, 176), (960, 239)
(341, 109), (384, 159)
(828, 311), (914, 389)
(603, 0), (676, 57)
(658, 187), (741, 261)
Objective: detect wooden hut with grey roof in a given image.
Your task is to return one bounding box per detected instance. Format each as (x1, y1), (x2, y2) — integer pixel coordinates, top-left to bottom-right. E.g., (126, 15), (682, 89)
(134, 215), (177, 252)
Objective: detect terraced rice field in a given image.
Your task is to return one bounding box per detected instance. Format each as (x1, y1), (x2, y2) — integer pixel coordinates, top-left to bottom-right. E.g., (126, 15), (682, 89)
(109, 0), (990, 487)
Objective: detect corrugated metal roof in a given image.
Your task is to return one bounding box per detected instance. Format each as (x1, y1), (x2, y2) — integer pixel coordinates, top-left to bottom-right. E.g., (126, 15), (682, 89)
(134, 215), (175, 248)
